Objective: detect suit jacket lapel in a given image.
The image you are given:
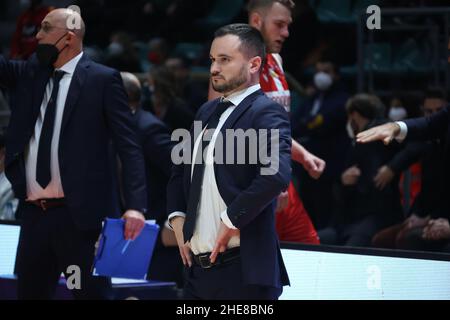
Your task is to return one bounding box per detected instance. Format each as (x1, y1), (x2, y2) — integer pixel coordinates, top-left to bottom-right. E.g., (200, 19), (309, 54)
(220, 89), (264, 132)
(183, 90), (263, 200)
(183, 99), (219, 195)
(60, 55), (90, 135)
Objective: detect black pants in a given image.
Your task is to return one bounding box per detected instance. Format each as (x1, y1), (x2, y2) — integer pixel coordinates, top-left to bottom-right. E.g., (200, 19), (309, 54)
(318, 215), (381, 247)
(15, 201), (112, 300)
(183, 256), (282, 300)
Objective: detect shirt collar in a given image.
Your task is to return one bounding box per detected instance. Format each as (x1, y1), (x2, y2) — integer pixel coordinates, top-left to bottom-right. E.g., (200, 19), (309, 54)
(222, 83), (261, 106)
(56, 51), (83, 75)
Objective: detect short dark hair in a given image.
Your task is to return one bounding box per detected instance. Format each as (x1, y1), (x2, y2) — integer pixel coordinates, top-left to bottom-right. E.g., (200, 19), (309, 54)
(247, 0), (295, 13)
(346, 94), (384, 120)
(425, 87), (445, 100)
(214, 23), (266, 67)
(317, 51), (340, 75)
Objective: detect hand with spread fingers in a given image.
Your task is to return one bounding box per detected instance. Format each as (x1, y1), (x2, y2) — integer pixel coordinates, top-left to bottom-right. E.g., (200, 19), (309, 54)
(356, 122), (401, 145)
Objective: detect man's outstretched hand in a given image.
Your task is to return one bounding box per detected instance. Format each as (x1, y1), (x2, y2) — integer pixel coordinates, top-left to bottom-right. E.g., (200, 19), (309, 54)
(356, 122), (401, 145)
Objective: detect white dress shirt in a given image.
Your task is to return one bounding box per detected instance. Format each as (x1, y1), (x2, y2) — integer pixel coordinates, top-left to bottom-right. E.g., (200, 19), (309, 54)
(25, 52), (84, 201)
(395, 121), (408, 142)
(169, 84), (261, 254)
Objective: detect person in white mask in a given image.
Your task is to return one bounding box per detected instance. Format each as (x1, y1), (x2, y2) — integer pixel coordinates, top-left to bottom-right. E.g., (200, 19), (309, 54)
(291, 57), (350, 229)
(388, 97), (408, 121)
(313, 60), (338, 92)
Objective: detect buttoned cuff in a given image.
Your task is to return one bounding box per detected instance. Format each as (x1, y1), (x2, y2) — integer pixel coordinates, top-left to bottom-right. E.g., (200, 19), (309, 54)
(167, 211), (186, 230)
(220, 210), (238, 230)
(395, 121), (408, 142)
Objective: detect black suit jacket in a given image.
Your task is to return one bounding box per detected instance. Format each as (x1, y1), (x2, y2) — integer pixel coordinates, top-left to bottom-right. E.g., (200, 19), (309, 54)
(167, 90), (291, 288)
(405, 105), (450, 217)
(0, 53), (147, 230)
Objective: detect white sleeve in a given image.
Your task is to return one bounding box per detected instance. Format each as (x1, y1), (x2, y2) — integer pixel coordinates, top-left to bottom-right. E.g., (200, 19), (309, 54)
(220, 210), (238, 230)
(395, 121), (408, 142)
(167, 211), (186, 230)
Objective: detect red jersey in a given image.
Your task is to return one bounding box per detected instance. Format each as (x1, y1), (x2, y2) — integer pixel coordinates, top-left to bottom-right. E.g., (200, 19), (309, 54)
(260, 53), (291, 112)
(260, 53), (319, 244)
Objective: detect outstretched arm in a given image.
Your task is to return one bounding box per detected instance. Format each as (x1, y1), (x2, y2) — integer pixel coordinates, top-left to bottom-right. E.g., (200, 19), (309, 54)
(356, 122), (402, 145)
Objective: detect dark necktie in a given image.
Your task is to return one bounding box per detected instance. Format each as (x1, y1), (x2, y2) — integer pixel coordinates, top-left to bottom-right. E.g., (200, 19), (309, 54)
(36, 70), (65, 189)
(183, 100), (233, 242)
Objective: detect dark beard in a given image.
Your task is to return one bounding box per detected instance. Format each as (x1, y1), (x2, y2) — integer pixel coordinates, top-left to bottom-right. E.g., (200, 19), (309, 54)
(212, 66), (247, 93)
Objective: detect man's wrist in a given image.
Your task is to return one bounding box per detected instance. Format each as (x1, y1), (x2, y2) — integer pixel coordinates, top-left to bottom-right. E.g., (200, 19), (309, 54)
(167, 212), (186, 230)
(393, 122), (401, 136)
(394, 121), (408, 142)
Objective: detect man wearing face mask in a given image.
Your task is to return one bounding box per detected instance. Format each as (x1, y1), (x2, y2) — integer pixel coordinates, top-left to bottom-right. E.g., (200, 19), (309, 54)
(0, 8), (147, 299)
(388, 97), (408, 122)
(291, 58), (350, 229)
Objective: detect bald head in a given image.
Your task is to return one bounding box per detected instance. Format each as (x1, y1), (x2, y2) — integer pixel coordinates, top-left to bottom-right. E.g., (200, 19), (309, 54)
(120, 72), (142, 111)
(46, 8), (86, 40)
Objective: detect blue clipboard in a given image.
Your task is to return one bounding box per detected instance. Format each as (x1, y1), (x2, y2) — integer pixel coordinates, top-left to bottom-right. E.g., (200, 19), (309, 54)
(92, 218), (159, 279)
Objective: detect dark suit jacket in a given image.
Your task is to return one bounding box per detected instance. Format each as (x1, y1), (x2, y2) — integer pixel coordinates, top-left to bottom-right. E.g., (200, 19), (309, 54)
(405, 105), (450, 217)
(167, 90), (291, 288)
(0, 53), (147, 230)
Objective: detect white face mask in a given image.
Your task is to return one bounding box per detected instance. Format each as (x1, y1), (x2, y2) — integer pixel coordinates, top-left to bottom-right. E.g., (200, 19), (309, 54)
(314, 72), (333, 91)
(388, 106), (407, 121)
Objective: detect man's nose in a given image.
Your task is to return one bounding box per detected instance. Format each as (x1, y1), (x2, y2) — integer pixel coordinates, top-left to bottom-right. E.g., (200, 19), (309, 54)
(210, 62), (220, 75)
(36, 29), (44, 41)
(281, 26), (289, 39)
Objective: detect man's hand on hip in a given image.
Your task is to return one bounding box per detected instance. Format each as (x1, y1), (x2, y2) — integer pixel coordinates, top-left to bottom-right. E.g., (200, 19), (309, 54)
(210, 222), (240, 264)
(122, 209), (145, 240)
(170, 216), (192, 267)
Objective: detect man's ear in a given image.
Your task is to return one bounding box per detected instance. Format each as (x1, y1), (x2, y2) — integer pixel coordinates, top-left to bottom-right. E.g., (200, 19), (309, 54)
(66, 31), (76, 45)
(249, 12), (263, 29)
(249, 56), (262, 74)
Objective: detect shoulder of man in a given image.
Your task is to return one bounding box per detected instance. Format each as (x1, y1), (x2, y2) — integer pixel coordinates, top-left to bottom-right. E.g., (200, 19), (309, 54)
(252, 91), (287, 115)
(82, 56), (119, 78)
(136, 108), (170, 132)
